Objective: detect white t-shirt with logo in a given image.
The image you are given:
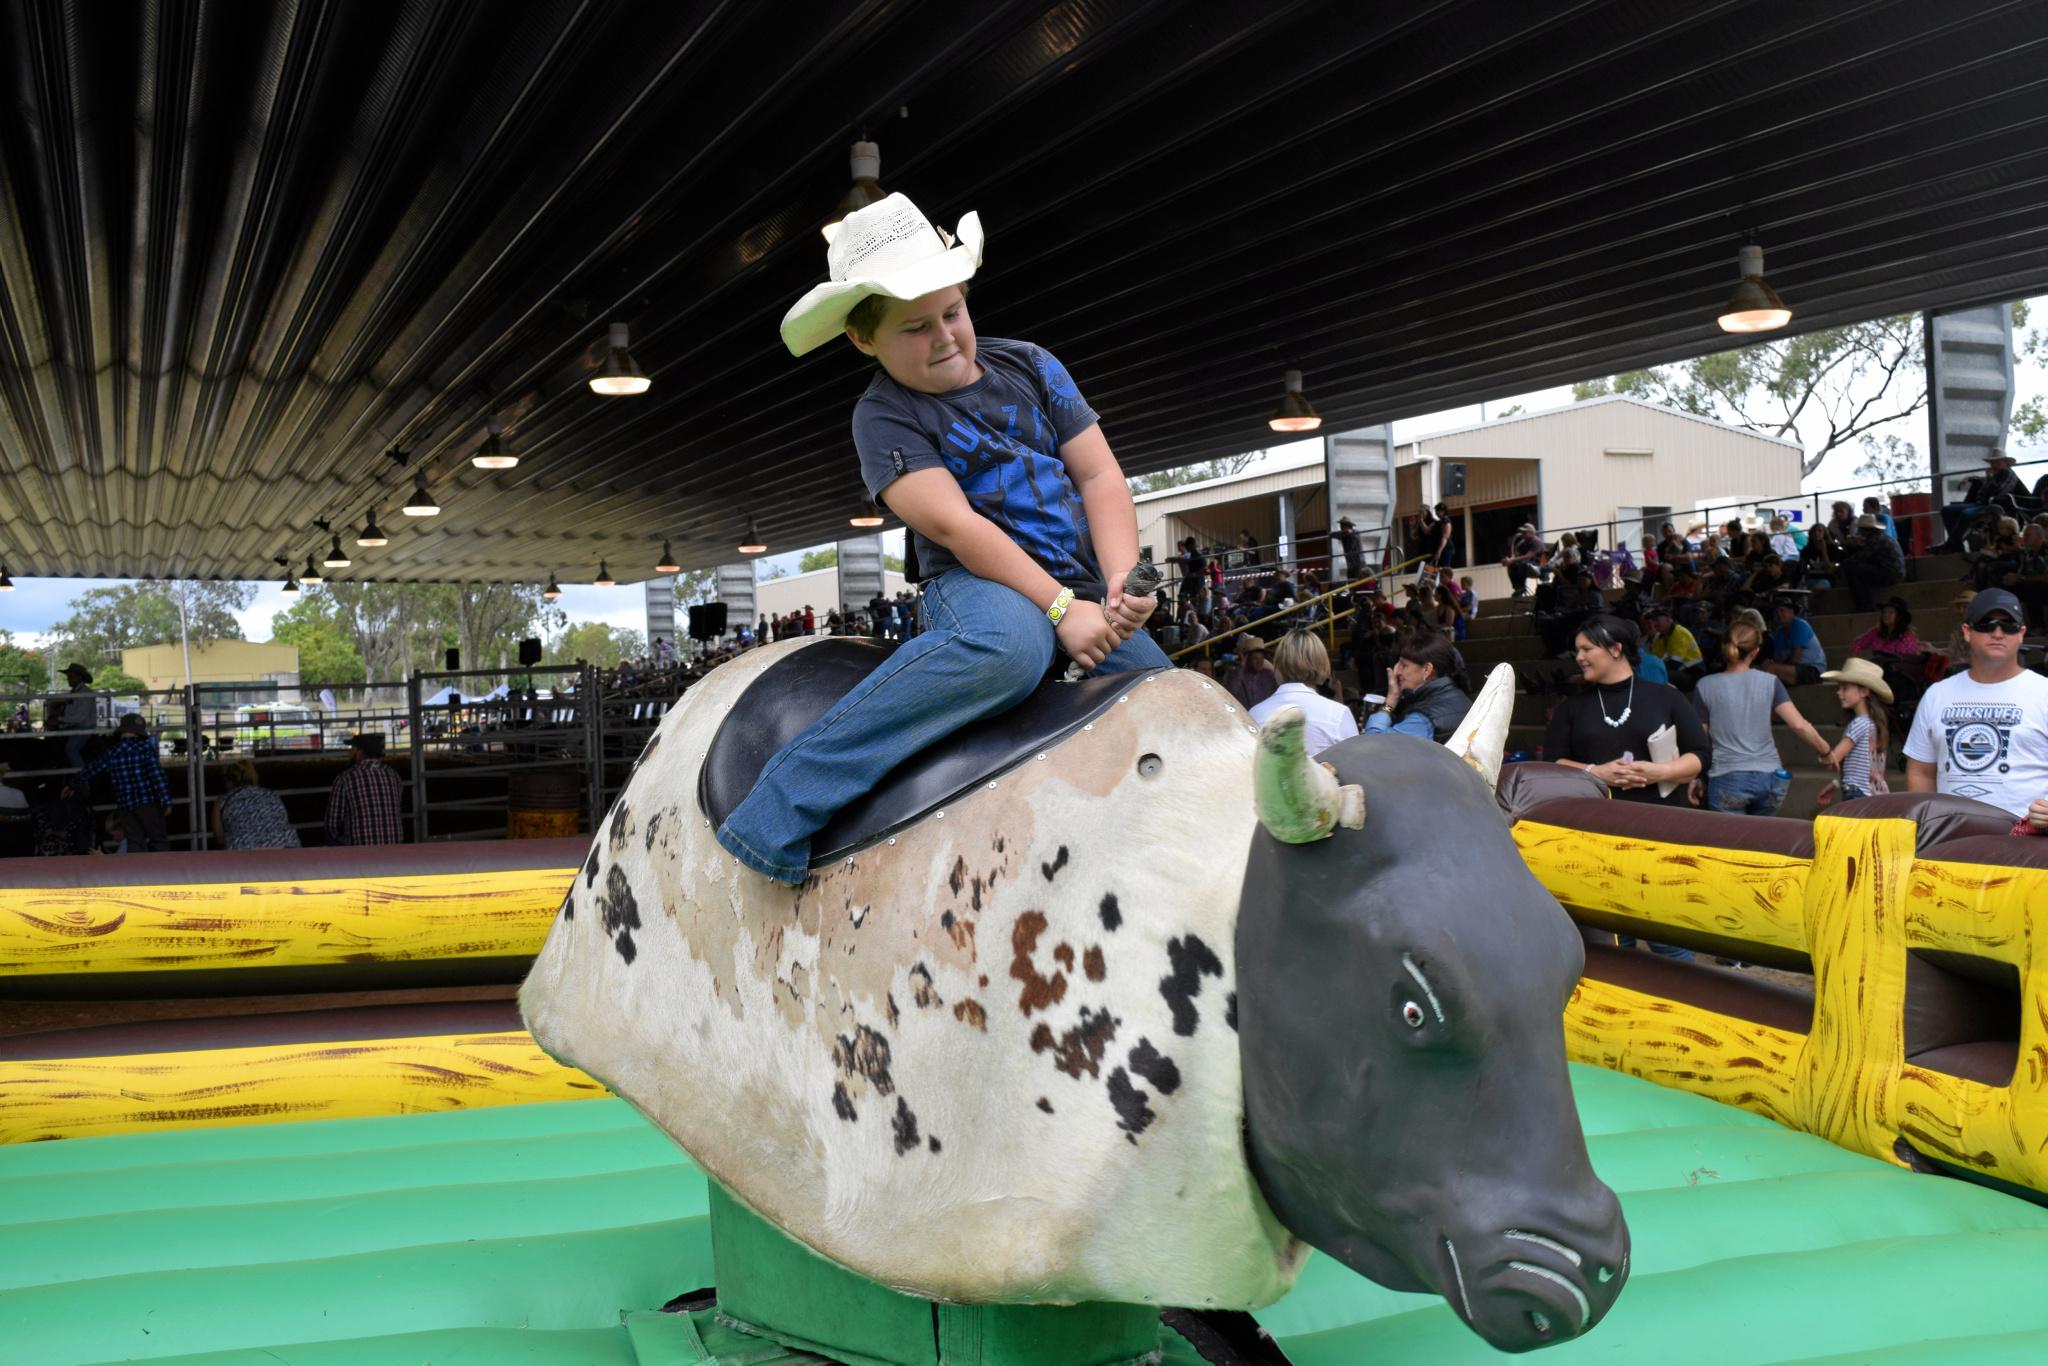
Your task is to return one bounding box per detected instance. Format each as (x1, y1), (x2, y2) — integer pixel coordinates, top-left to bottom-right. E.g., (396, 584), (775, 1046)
(1903, 669), (2048, 817)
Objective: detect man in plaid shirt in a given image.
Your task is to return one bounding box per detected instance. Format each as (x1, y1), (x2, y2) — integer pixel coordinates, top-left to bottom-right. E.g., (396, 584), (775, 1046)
(326, 733), (404, 845)
(68, 714), (171, 852)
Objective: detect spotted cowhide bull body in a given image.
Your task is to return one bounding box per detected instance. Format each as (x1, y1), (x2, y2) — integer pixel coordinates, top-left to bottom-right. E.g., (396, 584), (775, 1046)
(522, 640), (1300, 1308)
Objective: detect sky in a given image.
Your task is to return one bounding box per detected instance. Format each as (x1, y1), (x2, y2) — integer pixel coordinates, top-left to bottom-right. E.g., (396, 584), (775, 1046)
(5, 298), (2041, 649)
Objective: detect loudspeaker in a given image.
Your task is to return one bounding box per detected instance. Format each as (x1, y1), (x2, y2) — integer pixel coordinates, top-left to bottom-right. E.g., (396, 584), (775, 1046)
(518, 637), (543, 667)
(688, 602), (729, 640)
(1444, 462), (1467, 496)
(445, 647), (460, 671)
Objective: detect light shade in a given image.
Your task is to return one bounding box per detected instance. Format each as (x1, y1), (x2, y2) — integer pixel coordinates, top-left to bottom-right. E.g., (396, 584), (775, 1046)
(0, 562), (14, 591)
(356, 508), (388, 546)
(849, 499), (885, 528)
(298, 555), (322, 585)
(323, 534), (351, 569)
(655, 539), (681, 574)
(1268, 369), (1322, 433)
(542, 574), (562, 601)
(403, 472), (440, 516)
(1717, 244), (1793, 333)
(821, 140), (886, 243)
(593, 559), (616, 588)
(282, 575), (298, 595)
(472, 416), (519, 469)
(737, 516), (767, 555)
(589, 323), (651, 396)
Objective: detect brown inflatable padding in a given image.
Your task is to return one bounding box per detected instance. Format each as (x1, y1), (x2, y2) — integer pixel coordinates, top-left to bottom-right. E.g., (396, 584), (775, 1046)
(1516, 794), (1817, 860)
(0, 955), (538, 1002)
(0, 837), (589, 890)
(0, 999), (524, 1061)
(1912, 833), (2048, 871)
(1582, 941), (1814, 1034)
(1822, 792), (2016, 850)
(1570, 911), (1814, 975)
(1495, 761), (1608, 820)
(1905, 1040), (2019, 1087)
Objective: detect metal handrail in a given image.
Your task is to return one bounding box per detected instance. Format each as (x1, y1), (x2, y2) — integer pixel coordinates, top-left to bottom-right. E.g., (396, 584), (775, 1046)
(1167, 553), (1437, 661)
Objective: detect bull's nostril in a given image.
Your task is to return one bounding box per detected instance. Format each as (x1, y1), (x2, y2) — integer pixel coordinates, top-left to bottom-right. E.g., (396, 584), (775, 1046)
(1597, 1264), (1615, 1284)
(1529, 1311), (1553, 1337)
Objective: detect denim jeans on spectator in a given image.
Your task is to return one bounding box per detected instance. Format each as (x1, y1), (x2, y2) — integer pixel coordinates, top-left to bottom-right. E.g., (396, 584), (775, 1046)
(1615, 935), (1695, 961)
(1708, 768), (1791, 817)
(716, 568), (1171, 884)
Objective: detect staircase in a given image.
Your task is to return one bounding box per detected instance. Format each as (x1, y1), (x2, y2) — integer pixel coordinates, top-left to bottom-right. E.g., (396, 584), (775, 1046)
(1468, 554), (1975, 819)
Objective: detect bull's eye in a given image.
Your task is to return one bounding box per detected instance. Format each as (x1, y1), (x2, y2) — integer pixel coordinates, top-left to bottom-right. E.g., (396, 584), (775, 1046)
(1401, 1000), (1426, 1028)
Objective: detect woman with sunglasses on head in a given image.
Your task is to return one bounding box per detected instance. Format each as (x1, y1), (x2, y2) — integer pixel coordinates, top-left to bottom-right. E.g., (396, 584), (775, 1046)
(1542, 615), (1709, 808)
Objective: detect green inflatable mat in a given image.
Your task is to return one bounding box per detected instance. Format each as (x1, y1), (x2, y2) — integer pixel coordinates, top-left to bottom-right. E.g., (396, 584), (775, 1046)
(3, 1065), (2046, 1364)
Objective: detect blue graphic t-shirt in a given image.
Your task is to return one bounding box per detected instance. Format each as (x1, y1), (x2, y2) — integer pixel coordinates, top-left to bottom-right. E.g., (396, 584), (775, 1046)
(853, 337), (1101, 587)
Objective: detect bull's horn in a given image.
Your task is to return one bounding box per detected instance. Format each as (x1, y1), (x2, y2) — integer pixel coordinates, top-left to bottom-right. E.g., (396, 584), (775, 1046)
(1444, 663), (1514, 789)
(1254, 706), (1365, 843)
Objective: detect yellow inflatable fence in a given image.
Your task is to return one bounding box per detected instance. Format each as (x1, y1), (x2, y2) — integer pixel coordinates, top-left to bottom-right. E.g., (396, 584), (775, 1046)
(1499, 765), (2048, 1200)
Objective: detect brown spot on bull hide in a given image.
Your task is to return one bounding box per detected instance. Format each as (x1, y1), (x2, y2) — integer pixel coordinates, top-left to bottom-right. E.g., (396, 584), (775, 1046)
(1083, 946), (1106, 982)
(1053, 943), (1076, 971)
(945, 912), (976, 956)
(978, 974), (989, 988)
(832, 1025), (894, 1098)
(1010, 911), (1068, 1016)
(953, 998), (987, 1031)
(1029, 1006), (1119, 1079)
(909, 962), (943, 1009)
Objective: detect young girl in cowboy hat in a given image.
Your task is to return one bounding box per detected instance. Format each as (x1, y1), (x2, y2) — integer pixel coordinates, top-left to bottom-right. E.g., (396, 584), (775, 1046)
(1820, 657), (1892, 801)
(716, 194), (1165, 885)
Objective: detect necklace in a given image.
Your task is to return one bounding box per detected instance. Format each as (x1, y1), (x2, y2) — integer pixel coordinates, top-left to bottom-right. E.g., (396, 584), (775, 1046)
(1596, 675), (1635, 729)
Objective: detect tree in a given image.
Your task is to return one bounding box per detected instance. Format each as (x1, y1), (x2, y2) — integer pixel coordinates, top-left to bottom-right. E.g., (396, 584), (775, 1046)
(1127, 451), (1263, 496)
(0, 633), (44, 695)
(91, 666), (150, 696)
(269, 595), (368, 690)
(1573, 315), (1926, 478)
(1853, 433), (1928, 498)
(2011, 299), (2047, 445)
(673, 567), (717, 607)
(796, 547), (905, 574)
(46, 581), (253, 668)
(547, 622), (646, 669)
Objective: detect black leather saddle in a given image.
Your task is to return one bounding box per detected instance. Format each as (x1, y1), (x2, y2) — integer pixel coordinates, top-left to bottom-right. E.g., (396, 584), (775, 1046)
(697, 638), (1156, 867)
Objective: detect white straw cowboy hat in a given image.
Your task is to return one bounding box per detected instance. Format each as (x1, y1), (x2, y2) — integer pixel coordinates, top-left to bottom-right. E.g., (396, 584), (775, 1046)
(1819, 657), (1893, 704)
(780, 194), (985, 357)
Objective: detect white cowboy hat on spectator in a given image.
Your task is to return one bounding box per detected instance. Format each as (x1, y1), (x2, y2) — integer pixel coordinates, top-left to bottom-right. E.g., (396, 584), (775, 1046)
(1986, 447), (2015, 466)
(1856, 514), (1881, 529)
(1819, 657), (1893, 704)
(780, 194), (985, 357)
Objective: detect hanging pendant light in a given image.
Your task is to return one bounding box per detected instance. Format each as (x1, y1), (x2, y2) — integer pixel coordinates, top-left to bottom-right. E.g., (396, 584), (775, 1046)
(737, 516), (767, 555)
(403, 471), (441, 516)
(849, 498), (886, 528)
(542, 573), (563, 602)
(593, 559), (616, 588)
(282, 575), (298, 595)
(356, 508), (388, 547)
(0, 562), (14, 591)
(1268, 369), (1323, 433)
(472, 417), (519, 469)
(589, 324), (651, 396)
(655, 539), (681, 574)
(822, 140), (886, 243)
(299, 555), (323, 585)
(1716, 243), (1793, 333)
(323, 534), (351, 569)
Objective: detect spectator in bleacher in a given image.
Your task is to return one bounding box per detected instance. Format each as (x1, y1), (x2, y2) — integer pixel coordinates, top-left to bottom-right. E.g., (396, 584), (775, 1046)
(1763, 592), (1828, 687)
(1905, 588), (2048, 819)
(1642, 603), (1703, 686)
(1251, 631), (1359, 754)
(1365, 631), (1470, 742)
(1820, 658), (1891, 801)
(1236, 529), (1263, 569)
(211, 757), (300, 850)
(1840, 515), (1906, 611)
(1863, 496), (1898, 541)
(1749, 555), (1793, 597)
(1767, 517), (1799, 561)
(1335, 518), (1366, 587)
(1224, 634), (1278, 711)
(1848, 596), (1923, 662)
(1655, 524), (1691, 572)
(1543, 615), (1708, 811)
(1825, 501), (1860, 549)
(326, 734), (403, 846)
(65, 713), (170, 853)
(2008, 523), (2048, 629)
(1538, 566), (1604, 658)
(1935, 449), (2027, 553)
(1966, 516), (2024, 591)
(1502, 522), (1545, 599)
(1798, 531), (1836, 591)
(1694, 622), (1834, 816)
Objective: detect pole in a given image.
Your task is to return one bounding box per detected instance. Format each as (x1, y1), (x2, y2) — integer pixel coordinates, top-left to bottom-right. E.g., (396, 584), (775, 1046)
(408, 672), (427, 844)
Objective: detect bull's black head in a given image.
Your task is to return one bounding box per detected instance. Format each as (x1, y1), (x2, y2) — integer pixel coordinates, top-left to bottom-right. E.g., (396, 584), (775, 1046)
(1236, 676), (1629, 1352)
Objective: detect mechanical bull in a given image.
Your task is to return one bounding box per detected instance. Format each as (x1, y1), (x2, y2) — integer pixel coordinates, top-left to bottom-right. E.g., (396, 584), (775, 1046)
(520, 642), (1628, 1352)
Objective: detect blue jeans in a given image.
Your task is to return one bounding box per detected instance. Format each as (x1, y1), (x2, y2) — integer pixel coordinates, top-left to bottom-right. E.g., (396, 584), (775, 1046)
(1707, 769), (1790, 817)
(716, 569), (1171, 883)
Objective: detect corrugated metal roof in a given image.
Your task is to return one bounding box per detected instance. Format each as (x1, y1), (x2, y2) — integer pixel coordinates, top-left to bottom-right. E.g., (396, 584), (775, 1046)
(2, 0), (2046, 582)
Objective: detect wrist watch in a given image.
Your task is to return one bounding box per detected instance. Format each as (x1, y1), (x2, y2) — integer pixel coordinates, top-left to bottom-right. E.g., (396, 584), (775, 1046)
(1046, 587), (1075, 625)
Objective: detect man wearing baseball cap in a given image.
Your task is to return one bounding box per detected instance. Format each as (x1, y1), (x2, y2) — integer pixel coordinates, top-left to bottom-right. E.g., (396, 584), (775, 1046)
(1904, 588), (2048, 818)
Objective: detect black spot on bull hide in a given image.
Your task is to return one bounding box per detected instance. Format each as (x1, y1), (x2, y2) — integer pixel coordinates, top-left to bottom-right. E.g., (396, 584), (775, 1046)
(892, 1097), (921, 1155)
(1041, 845), (1069, 882)
(643, 810), (664, 852)
(832, 1025), (894, 1097)
(559, 893), (574, 922)
(831, 1082), (858, 1122)
(584, 847), (600, 889)
(1098, 893), (1122, 932)
(599, 864), (642, 965)
(1159, 935), (1223, 1037)
(1126, 1038), (1181, 1095)
(607, 804), (632, 853)
(1106, 1067), (1154, 1142)
(1225, 991), (1238, 1032)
